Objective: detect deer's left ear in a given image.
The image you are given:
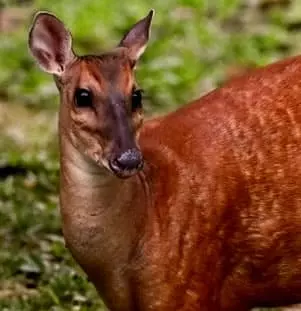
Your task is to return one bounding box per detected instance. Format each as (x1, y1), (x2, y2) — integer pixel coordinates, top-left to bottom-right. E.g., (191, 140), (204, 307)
(118, 9), (154, 62)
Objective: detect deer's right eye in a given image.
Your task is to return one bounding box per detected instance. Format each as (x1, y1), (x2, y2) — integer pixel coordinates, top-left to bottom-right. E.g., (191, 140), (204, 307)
(75, 89), (93, 108)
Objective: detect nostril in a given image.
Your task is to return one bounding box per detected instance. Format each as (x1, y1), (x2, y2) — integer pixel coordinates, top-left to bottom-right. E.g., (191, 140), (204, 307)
(115, 149), (143, 170)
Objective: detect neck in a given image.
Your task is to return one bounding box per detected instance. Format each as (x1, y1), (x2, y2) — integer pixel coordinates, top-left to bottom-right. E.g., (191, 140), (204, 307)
(59, 133), (149, 308)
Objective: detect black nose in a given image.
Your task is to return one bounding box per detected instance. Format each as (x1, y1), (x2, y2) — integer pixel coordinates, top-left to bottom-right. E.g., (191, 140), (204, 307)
(113, 149), (143, 171)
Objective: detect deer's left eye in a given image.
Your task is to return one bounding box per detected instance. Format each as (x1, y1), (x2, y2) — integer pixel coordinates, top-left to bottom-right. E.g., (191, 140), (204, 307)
(131, 89), (143, 111)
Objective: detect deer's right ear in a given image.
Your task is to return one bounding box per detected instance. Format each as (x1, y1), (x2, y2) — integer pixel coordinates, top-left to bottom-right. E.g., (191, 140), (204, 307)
(28, 12), (75, 75)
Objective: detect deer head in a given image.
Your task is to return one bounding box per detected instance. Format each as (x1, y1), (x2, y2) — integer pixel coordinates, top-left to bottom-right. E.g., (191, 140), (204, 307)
(28, 10), (154, 178)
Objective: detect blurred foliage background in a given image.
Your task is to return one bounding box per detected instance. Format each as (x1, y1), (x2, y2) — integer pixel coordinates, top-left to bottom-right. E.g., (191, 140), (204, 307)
(2, 0), (301, 310)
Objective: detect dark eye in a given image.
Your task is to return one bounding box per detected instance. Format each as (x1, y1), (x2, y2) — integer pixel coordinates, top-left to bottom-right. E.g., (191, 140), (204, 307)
(75, 88), (93, 108)
(131, 89), (143, 111)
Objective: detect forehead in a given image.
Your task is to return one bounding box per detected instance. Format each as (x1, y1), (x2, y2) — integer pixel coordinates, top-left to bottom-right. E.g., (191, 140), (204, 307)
(66, 51), (134, 94)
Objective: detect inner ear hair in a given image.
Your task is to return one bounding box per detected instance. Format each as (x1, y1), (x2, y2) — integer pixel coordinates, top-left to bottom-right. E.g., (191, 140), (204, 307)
(118, 9), (154, 62)
(28, 11), (75, 75)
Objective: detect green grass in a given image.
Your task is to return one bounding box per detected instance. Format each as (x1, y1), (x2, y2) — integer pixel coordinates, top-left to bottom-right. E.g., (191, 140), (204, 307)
(1, 0), (301, 310)
(0, 104), (104, 310)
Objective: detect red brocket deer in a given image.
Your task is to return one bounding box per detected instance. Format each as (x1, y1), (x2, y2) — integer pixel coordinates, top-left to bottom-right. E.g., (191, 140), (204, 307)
(28, 9), (301, 311)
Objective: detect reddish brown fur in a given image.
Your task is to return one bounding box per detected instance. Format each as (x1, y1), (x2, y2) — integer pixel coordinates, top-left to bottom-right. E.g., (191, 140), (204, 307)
(29, 11), (301, 311)
(61, 54), (301, 311)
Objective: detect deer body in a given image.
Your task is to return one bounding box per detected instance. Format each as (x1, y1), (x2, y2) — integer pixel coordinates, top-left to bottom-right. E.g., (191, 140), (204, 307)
(29, 11), (301, 311)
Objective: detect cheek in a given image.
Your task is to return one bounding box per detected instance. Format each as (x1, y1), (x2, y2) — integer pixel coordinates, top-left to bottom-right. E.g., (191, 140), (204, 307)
(69, 110), (104, 156)
(132, 112), (143, 136)
(70, 107), (96, 127)
(132, 111), (144, 131)
(70, 108), (98, 139)
(73, 128), (106, 164)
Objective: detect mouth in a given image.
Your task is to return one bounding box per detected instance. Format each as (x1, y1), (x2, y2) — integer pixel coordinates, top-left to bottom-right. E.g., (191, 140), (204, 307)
(108, 159), (144, 178)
